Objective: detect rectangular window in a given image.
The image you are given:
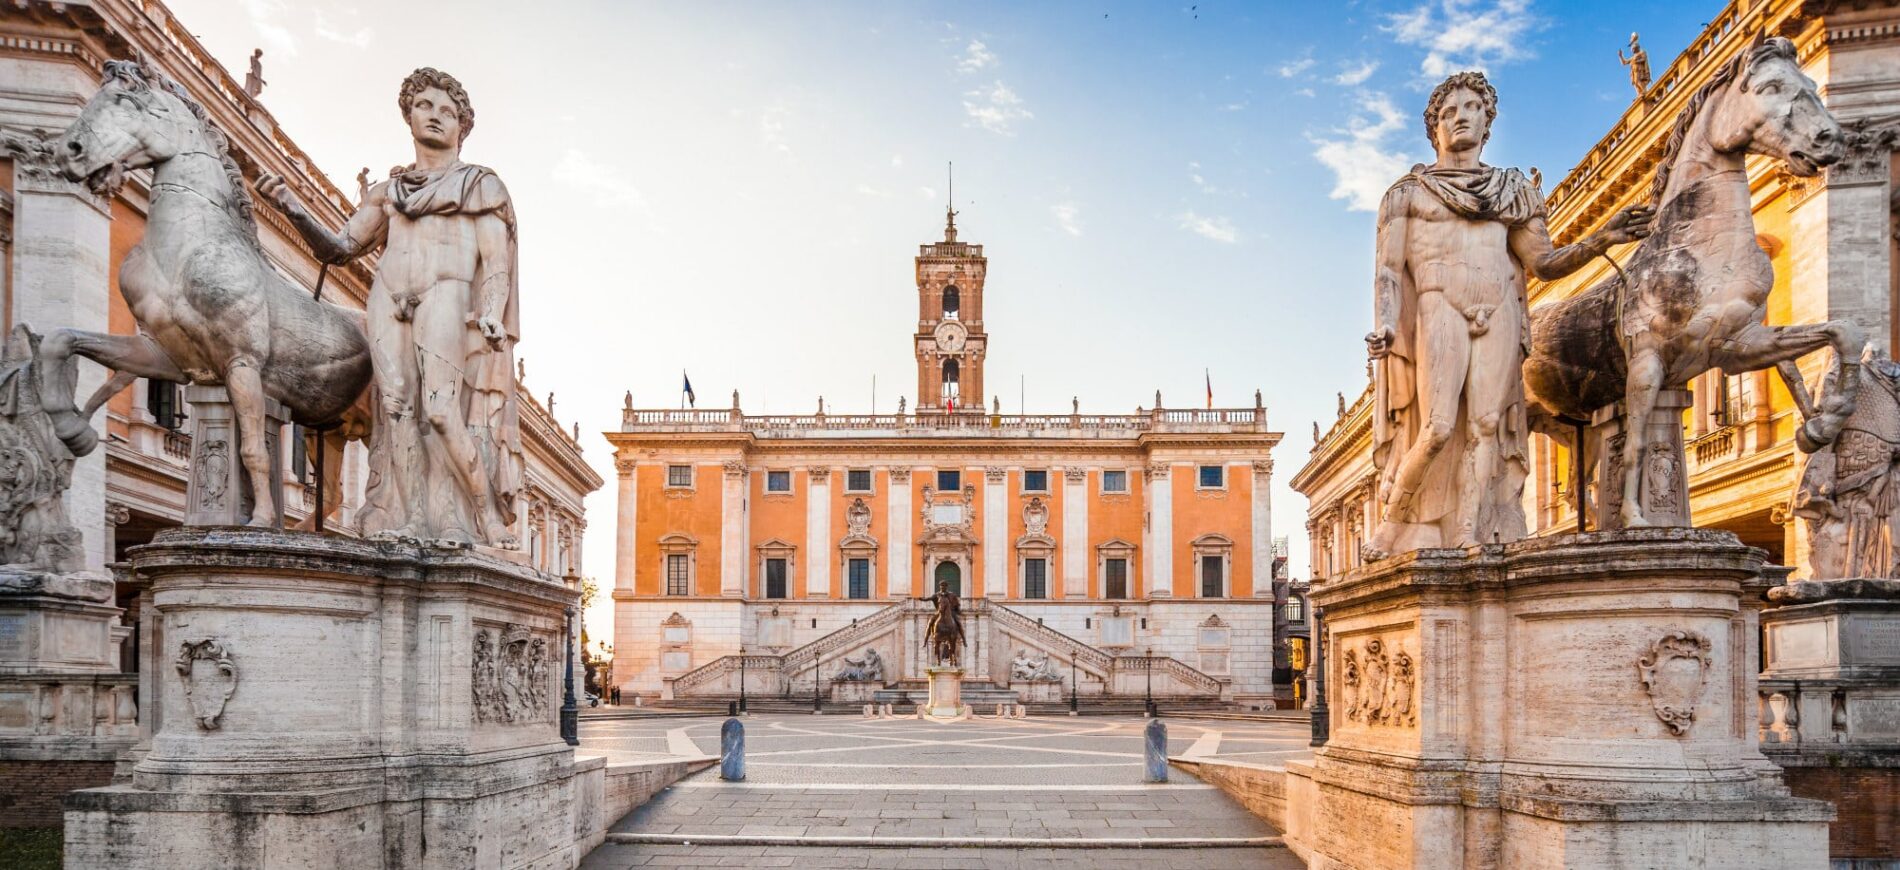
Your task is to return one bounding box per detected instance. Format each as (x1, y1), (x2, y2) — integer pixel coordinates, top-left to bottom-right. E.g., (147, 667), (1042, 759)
(1023, 558), (1047, 599)
(1201, 556), (1224, 598)
(765, 558), (788, 599)
(1101, 470), (1127, 493)
(848, 558), (871, 599)
(1105, 558), (1128, 599)
(148, 379), (182, 431)
(666, 554), (690, 596)
(1023, 469), (1048, 492)
(766, 470), (791, 492)
(1283, 597), (1305, 622)
(667, 465), (694, 488)
(847, 469), (873, 493)
(1198, 464), (1225, 488)
(937, 469), (961, 491)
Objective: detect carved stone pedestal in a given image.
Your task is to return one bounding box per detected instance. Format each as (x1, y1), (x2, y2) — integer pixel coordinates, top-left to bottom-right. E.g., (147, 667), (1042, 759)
(181, 386), (288, 528)
(831, 679), (878, 704)
(63, 528), (594, 869)
(1589, 389), (1692, 529)
(923, 666), (967, 720)
(1282, 529), (1831, 870)
(1011, 680), (1062, 703)
(1758, 578), (1900, 865)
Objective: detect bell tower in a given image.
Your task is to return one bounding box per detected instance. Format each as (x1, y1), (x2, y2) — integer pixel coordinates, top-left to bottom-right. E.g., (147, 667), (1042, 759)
(915, 204), (987, 413)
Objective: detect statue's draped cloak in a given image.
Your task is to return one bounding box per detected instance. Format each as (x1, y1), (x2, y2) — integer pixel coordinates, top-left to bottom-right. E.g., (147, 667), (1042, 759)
(362, 162), (523, 543)
(1372, 164), (1540, 546)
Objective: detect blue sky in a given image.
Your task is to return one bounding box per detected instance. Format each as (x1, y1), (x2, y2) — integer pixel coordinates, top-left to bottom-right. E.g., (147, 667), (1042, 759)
(174, 0), (1716, 636)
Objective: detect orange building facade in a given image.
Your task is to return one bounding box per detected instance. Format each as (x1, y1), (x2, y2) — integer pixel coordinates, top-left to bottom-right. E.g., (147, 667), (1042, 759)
(609, 214), (1287, 706)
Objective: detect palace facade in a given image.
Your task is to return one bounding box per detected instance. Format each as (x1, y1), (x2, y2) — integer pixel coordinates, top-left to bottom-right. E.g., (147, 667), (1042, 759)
(609, 212), (1289, 707)
(0, 0), (598, 824)
(1297, 0), (1900, 582)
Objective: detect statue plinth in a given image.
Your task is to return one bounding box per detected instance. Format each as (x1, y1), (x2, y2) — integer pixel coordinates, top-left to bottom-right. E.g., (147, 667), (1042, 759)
(64, 528), (597, 869)
(1281, 530), (1831, 870)
(181, 386), (288, 529)
(923, 666), (968, 720)
(1589, 388), (1692, 530)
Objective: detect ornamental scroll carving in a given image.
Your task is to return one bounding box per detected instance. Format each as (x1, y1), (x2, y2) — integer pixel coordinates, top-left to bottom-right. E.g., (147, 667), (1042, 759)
(175, 639), (237, 730)
(472, 624), (554, 725)
(1337, 636), (1416, 727)
(1637, 630), (1712, 736)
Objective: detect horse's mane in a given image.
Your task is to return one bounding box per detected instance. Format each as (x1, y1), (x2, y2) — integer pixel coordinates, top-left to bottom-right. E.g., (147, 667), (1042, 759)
(1648, 37), (1798, 208)
(101, 60), (265, 257)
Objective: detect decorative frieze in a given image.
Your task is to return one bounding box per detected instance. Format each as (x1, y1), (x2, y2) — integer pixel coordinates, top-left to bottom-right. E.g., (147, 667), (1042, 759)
(472, 624), (554, 725)
(1338, 635), (1416, 728)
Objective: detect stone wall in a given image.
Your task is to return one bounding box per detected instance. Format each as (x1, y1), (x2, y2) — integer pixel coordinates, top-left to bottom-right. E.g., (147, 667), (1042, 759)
(0, 759), (113, 826)
(1781, 767), (1900, 862)
(1171, 758), (1286, 831)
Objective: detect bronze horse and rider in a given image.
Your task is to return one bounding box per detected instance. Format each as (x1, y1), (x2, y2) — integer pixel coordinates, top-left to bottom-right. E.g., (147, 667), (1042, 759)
(924, 579), (964, 666)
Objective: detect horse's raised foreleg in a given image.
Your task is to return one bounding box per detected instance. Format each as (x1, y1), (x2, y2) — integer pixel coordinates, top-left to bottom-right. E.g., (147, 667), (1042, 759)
(223, 360), (279, 528)
(40, 328), (189, 457)
(1712, 320), (1865, 451)
(1619, 348), (1667, 528)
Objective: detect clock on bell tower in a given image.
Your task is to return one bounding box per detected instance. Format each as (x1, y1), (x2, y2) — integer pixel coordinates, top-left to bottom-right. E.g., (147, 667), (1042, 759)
(914, 205), (988, 413)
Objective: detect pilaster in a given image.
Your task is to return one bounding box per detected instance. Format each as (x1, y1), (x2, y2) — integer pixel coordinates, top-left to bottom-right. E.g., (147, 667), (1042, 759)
(984, 467), (1006, 599)
(888, 468), (912, 598)
(1147, 464), (1173, 598)
(806, 468), (832, 597)
(1251, 459), (1273, 598)
(719, 461), (746, 597)
(1062, 468), (1088, 597)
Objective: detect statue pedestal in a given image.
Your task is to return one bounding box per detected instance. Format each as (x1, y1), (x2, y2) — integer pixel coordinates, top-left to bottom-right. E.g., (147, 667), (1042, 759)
(63, 528), (594, 869)
(923, 666), (967, 720)
(1758, 578), (1900, 864)
(830, 680), (878, 704)
(181, 386), (288, 528)
(0, 569), (136, 768)
(1283, 530), (1831, 870)
(1011, 680), (1063, 703)
(1590, 389), (1692, 529)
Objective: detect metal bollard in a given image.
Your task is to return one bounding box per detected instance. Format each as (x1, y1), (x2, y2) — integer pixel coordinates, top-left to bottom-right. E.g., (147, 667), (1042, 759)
(720, 717), (745, 781)
(1144, 718), (1168, 783)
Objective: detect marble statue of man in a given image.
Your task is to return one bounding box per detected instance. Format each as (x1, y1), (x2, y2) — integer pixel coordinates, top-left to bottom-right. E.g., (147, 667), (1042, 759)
(1619, 33), (1651, 96)
(1793, 348), (1900, 579)
(258, 68), (521, 548)
(1364, 71), (1650, 559)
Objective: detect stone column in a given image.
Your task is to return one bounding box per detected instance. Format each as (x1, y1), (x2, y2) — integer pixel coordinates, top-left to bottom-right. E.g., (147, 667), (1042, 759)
(806, 468), (831, 597)
(1062, 468), (1088, 597)
(1251, 460), (1273, 597)
(1147, 464), (1173, 598)
(11, 160), (111, 571)
(614, 459), (637, 591)
(888, 468), (912, 597)
(984, 467), (1007, 598)
(720, 461), (746, 597)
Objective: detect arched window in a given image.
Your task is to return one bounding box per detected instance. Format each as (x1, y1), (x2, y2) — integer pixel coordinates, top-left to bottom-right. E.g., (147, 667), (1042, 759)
(942, 285), (960, 319)
(941, 358), (960, 401)
(934, 560), (962, 597)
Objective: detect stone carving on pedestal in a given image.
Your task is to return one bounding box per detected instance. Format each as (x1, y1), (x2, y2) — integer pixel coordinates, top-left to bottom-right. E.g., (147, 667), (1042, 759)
(1365, 70), (1653, 558)
(472, 624), (553, 724)
(1524, 38), (1864, 532)
(1637, 629), (1712, 736)
(1009, 649), (1063, 682)
(1336, 636), (1417, 727)
(175, 639), (238, 730)
(1791, 349), (1900, 579)
(0, 325), (90, 577)
(35, 61), (374, 529)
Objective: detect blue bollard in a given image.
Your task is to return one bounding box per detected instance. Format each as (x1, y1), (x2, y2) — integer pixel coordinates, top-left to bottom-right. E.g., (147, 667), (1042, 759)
(720, 717), (745, 781)
(1144, 718), (1168, 783)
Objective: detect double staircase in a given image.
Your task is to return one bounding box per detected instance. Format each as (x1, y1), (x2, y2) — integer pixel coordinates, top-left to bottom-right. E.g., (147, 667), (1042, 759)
(663, 598), (1226, 711)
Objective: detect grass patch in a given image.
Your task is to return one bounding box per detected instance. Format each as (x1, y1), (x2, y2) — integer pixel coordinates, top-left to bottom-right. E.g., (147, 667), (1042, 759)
(0, 826), (62, 870)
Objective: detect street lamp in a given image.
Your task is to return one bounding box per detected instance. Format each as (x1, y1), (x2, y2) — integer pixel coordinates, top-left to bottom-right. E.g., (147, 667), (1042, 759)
(560, 606), (578, 746)
(739, 645), (748, 715)
(1310, 606), (1329, 747)
(1069, 647), (1078, 716)
(1144, 646), (1156, 718)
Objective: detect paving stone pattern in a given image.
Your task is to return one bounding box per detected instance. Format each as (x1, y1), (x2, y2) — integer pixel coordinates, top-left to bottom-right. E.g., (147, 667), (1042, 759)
(578, 714), (1309, 868)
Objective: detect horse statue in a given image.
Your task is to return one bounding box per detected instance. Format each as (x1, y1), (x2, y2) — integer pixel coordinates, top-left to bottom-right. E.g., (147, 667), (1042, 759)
(1524, 36), (1859, 528)
(38, 60), (372, 527)
(923, 578), (964, 666)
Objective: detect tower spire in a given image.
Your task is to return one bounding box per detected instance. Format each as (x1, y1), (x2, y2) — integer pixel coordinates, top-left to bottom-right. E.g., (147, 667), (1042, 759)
(944, 161), (958, 243)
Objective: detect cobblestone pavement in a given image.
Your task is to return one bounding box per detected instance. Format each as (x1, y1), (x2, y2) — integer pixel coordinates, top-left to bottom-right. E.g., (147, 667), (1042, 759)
(579, 713), (1309, 869)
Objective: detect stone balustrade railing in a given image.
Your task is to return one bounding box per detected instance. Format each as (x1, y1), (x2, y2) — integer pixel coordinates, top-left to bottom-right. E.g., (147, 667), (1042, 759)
(979, 600), (1114, 678)
(0, 673), (139, 753)
(621, 406), (1268, 436)
(1111, 655), (1224, 696)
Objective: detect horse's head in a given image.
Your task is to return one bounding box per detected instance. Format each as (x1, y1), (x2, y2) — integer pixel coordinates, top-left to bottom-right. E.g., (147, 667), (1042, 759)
(1717, 37), (1843, 177)
(55, 60), (199, 196)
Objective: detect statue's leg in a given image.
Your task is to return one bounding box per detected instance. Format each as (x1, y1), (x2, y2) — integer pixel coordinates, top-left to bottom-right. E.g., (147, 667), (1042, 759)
(364, 292), (421, 538)
(40, 329), (187, 457)
(1715, 320), (1866, 451)
(1368, 296), (1467, 554)
(1618, 347), (1667, 527)
(223, 360), (278, 527)
(1458, 303), (1523, 546)
(413, 287), (511, 546)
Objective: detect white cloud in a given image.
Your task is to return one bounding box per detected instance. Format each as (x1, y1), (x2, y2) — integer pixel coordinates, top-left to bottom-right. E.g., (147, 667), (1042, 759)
(760, 104), (791, 156)
(958, 39), (998, 74)
(891, 155), (904, 168)
(1278, 57), (1315, 78)
(1388, 0), (1538, 79)
(919, 186), (938, 200)
(1218, 101), (1248, 112)
(1051, 203), (1082, 237)
(1296, 87), (1316, 98)
(1310, 91), (1413, 212)
(554, 149), (657, 228)
(313, 9), (373, 48)
(1187, 161), (1242, 196)
(964, 81), (1033, 136)
(855, 184), (893, 197)
(1176, 211), (1238, 243)
(1333, 60), (1379, 86)
(241, 0), (297, 56)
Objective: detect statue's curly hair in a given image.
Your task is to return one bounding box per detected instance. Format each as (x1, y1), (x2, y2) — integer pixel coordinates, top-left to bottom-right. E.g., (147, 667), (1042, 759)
(397, 67), (474, 143)
(1423, 71), (1497, 149)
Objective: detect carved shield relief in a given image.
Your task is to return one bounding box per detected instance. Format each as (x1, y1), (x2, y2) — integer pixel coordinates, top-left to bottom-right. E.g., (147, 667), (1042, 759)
(1637, 630), (1712, 736)
(175, 638), (238, 730)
